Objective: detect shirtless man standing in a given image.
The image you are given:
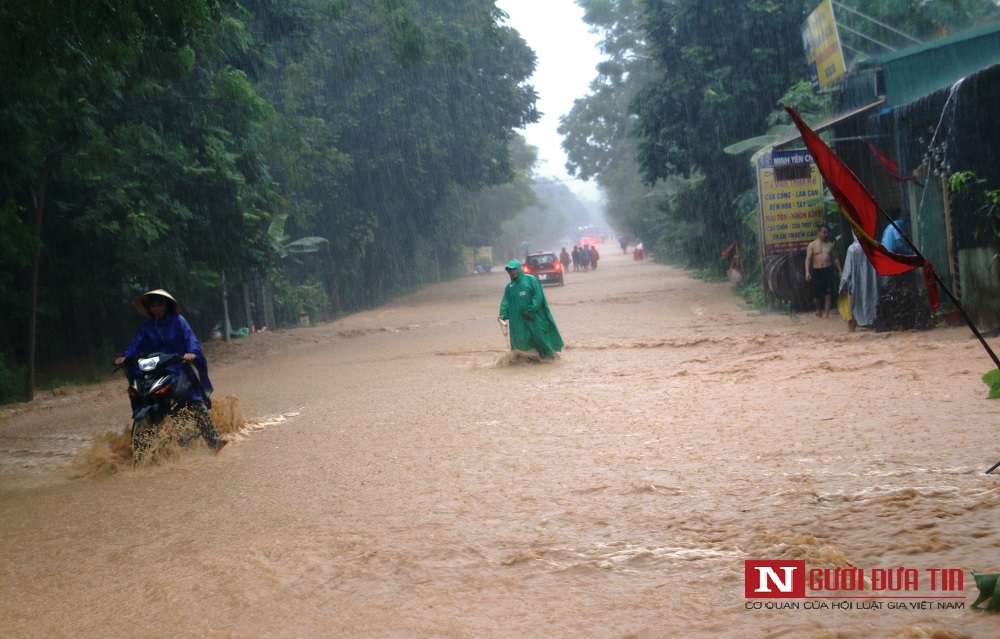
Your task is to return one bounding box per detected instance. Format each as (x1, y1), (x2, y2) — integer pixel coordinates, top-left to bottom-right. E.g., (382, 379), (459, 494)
(804, 224), (842, 317)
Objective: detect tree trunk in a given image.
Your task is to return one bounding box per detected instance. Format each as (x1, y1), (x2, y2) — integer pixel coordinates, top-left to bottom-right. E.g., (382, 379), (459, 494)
(263, 278), (276, 329)
(243, 280), (254, 329)
(221, 271), (231, 343)
(252, 269), (276, 329)
(27, 144), (67, 401)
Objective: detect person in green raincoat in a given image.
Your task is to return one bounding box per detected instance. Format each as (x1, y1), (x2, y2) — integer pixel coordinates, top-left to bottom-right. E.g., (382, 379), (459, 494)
(498, 259), (564, 358)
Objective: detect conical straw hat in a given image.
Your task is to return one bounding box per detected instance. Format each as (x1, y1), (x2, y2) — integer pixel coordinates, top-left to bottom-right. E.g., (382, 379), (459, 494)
(133, 289), (181, 317)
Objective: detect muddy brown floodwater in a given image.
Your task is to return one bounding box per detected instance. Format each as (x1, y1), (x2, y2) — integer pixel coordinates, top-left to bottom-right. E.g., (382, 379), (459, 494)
(2, 250), (1000, 639)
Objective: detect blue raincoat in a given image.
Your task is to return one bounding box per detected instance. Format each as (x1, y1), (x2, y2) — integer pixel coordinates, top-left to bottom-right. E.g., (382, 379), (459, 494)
(881, 219), (913, 255)
(499, 259), (564, 358)
(122, 312), (213, 402)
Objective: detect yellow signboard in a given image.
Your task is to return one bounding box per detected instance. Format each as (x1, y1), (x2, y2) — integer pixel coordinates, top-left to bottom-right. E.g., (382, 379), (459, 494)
(802, 0), (846, 90)
(463, 246), (494, 274)
(757, 150), (825, 255)
(462, 246), (476, 274)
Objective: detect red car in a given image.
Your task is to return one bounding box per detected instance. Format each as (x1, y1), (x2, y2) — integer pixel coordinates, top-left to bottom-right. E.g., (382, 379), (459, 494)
(522, 252), (564, 286)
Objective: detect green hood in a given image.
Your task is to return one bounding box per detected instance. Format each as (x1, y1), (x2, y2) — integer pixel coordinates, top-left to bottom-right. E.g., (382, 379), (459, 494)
(506, 259), (523, 276)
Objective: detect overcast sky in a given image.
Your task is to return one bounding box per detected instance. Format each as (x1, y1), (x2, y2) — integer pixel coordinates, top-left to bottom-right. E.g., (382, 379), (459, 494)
(495, 0), (604, 202)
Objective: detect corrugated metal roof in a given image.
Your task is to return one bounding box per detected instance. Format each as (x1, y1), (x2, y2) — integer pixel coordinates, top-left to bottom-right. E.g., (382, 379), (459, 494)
(856, 23), (1000, 106)
(858, 23), (1000, 68)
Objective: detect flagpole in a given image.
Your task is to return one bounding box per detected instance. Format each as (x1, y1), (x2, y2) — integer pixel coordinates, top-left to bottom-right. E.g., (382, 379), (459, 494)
(876, 213), (1000, 370)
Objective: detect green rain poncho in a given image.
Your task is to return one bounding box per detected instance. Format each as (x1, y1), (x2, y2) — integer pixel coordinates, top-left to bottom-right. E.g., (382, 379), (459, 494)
(499, 259), (564, 358)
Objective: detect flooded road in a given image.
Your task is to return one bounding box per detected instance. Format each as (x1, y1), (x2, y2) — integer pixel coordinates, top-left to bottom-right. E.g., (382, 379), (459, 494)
(2, 250), (999, 638)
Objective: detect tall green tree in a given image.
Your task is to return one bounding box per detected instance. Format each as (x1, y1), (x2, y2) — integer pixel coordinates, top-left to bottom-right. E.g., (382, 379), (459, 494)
(560, 0), (665, 246)
(445, 135), (540, 249)
(629, 0), (812, 267)
(0, 0), (276, 396)
(284, 0), (540, 307)
(559, 0), (1000, 273)
(0, 0), (544, 401)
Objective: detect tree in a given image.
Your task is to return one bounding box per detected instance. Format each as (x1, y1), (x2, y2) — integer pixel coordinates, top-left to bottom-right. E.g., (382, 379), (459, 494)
(560, 0), (665, 246)
(288, 0), (540, 306)
(0, 0), (272, 397)
(445, 135), (540, 249)
(628, 0), (811, 267)
(0, 0), (545, 401)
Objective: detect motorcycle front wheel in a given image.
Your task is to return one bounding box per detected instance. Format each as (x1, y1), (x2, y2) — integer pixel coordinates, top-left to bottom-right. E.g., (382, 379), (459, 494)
(131, 416), (159, 464)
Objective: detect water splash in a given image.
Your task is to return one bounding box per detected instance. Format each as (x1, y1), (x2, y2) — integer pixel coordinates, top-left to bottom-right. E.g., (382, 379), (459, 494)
(916, 77), (965, 220)
(69, 394), (245, 477)
(494, 350), (559, 367)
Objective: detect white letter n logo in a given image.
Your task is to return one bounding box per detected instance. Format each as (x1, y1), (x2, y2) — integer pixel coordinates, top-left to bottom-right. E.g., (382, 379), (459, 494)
(744, 560), (805, 598)
(755, 566), (796, 593)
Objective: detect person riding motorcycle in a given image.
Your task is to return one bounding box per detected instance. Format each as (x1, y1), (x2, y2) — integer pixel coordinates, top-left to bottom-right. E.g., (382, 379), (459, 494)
(114, 289), (226, 452)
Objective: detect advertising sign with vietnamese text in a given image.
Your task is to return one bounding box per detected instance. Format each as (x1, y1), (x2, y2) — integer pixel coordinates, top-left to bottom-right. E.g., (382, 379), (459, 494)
(757, 150), (824, 255)
(802, 0), (846, 91)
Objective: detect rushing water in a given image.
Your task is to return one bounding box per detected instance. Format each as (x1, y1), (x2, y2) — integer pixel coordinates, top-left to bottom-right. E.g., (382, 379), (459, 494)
(2, 250), (999, 638)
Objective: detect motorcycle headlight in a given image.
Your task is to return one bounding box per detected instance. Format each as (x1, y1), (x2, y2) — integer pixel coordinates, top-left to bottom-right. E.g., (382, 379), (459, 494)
(137, 356), (160, 372)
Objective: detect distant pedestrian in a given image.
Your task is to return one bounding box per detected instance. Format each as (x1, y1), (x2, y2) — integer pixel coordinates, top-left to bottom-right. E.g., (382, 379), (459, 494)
(559, 247), (570, 273)
(580, 245), (592, 271)
(571, 246), (581, 272)
(590, 245), (599, 270)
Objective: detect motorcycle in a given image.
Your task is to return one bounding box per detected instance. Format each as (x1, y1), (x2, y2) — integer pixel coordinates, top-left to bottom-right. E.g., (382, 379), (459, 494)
(116, 353), (208, 463)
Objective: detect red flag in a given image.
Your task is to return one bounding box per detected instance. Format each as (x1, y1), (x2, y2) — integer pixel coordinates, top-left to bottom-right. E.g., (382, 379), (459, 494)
(861, 139), (921, 185)
(784, 106), (939, 311)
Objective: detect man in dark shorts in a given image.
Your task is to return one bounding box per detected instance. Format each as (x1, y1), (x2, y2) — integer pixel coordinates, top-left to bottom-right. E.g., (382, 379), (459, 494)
(804, 224), (842, 317)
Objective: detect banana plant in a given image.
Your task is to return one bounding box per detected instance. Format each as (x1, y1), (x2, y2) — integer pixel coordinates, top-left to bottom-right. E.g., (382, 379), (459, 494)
(267, 214), (328, 260)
